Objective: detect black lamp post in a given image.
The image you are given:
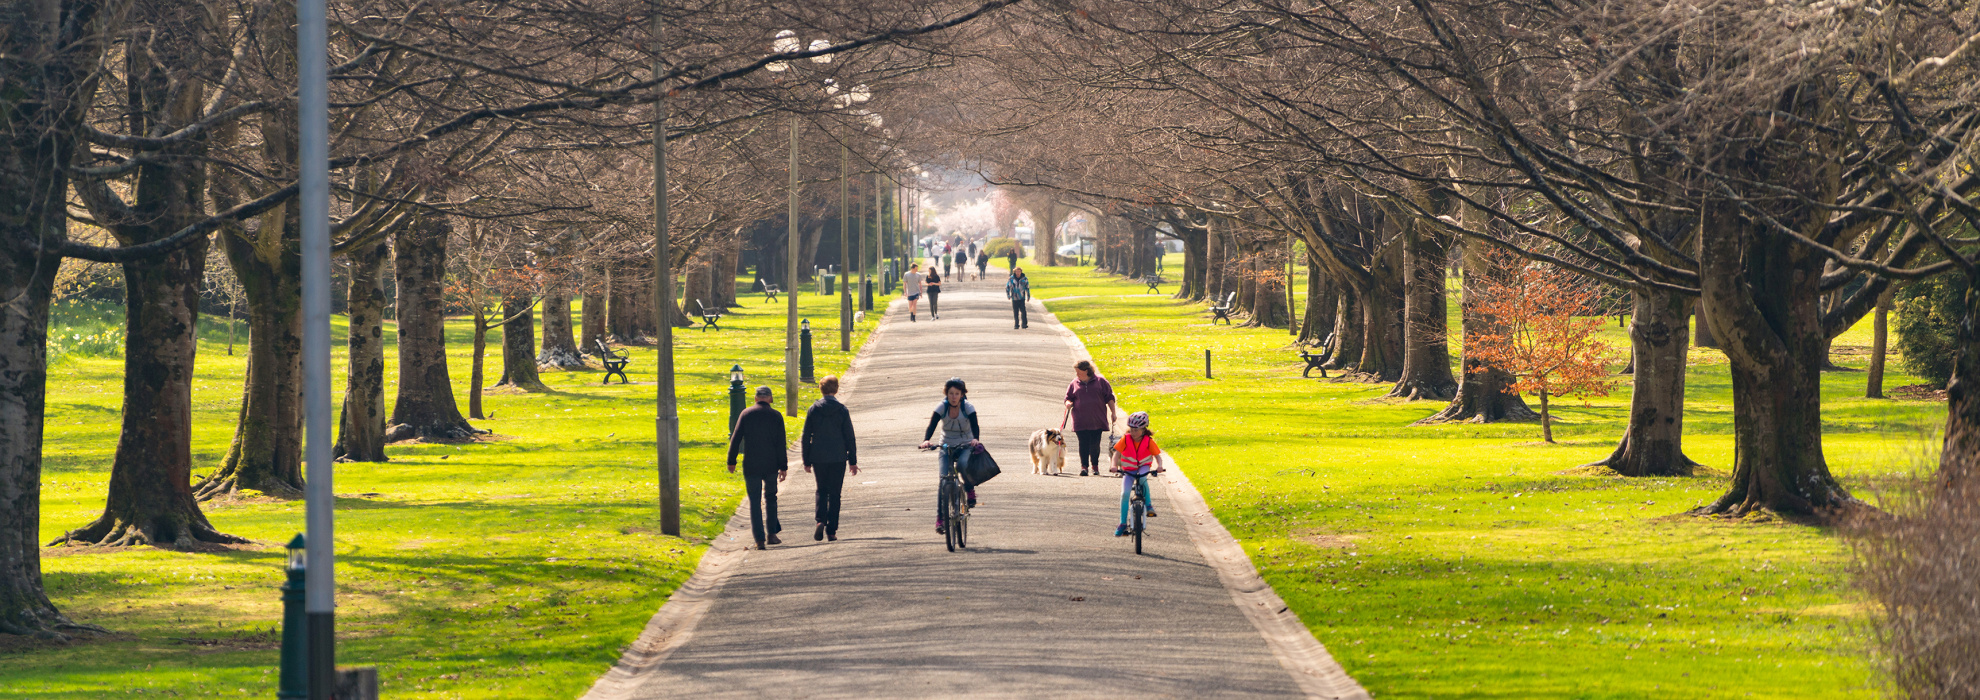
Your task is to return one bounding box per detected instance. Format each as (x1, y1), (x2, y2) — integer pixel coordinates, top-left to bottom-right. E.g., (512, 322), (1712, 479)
(279, 534), (307, 699)
(799, 319), (815, 383)
(728, 365), (746, 434)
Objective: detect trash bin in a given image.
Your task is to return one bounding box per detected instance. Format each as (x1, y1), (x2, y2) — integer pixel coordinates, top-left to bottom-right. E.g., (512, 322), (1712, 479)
(822, 274), (836, 296)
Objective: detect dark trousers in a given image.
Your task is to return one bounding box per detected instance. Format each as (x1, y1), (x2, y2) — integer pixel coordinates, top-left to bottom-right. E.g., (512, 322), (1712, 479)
(1011, 299), (1028, 328)
(928, 290), (940, 317)
(745, 474), (782, 543)
(813, 461), (847, 534)
(1075, 429), (1105, 472)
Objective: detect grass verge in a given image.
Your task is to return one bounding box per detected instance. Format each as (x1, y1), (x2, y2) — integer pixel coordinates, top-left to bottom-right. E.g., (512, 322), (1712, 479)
(12, 289), (869, 699)
(1029, 261), (1935, 699)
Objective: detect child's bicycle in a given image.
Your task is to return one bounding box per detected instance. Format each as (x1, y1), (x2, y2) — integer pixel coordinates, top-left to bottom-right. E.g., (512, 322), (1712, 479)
(1118, 468), (1160, 554)
(921, 444), (971, 552)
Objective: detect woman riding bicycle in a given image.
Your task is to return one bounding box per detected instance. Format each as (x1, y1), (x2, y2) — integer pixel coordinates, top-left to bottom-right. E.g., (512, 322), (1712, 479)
(919, 377), (981, 535)
(1111, 412), (1164, 537)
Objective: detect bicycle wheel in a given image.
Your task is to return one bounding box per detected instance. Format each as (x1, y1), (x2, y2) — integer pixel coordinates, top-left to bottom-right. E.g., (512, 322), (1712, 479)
(950, 480), (966, 553)
(1132, 500), (1144, 554)
(956, 507), (968, 549)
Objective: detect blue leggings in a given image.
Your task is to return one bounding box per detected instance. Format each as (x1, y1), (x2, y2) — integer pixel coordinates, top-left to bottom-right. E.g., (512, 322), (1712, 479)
(937, 445), (974, 523)
(1119, 473), (1152, 525)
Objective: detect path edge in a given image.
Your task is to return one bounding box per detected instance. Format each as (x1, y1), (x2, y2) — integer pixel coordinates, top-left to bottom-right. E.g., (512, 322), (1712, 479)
(580, 297), (904, 700)
(1044, 302), (1370, 700)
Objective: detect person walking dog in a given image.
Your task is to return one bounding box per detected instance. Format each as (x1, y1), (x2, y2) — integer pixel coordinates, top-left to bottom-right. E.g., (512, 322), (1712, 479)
(1006, 266), (1031, 329)
(801, 376), (859, 542)
(727, 386), (788, 549)
(1063, 360), (1119, 476)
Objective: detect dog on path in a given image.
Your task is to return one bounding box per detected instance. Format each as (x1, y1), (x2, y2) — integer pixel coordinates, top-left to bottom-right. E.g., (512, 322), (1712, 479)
(1028, 429), (1066, 475)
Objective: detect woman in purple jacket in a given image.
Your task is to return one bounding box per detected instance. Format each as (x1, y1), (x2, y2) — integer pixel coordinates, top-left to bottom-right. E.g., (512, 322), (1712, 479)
(1062, 360), (1119, 476)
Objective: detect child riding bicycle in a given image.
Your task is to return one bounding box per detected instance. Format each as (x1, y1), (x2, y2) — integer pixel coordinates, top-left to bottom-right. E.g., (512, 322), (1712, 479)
(1111, 411), (1164, 537)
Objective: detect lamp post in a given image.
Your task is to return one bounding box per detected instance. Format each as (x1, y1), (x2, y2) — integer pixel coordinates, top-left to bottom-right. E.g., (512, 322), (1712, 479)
(279, 535), (307, 699)
(653, 8), (681, 538)
(728, 365), (745, 435)
(769, 31), (833, 417)
(296, 0), (337, 693)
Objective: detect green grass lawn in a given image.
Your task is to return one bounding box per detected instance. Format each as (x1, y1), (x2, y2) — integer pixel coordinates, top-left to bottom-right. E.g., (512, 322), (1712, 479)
(1027, 259), (1935, 699)
(11, 287), (871, 698)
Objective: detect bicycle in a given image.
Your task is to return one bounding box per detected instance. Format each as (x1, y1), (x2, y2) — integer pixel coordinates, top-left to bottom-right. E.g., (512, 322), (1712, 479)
(922, 444), (971, 551)
(1120, 469), (1159, 554)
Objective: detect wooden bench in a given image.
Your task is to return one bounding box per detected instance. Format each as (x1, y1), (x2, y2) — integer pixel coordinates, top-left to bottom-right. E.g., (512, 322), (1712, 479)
(1209, 291), (1238, 325)
(694, 300), (723, 331)
(762, 283), (780, 303)
(592, 339), (630, 384)
(1144, 275), (1165, 294)
(1298, 347), (1331, 378)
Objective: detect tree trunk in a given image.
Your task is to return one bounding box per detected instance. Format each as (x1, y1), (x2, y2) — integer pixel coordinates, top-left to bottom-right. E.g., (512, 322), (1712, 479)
(496, 294), (547, 391)
(334, 237), (389, 462)
(1693, 197), (1858, 520)
(388, 215), (477, 440)
(537, 287), (585, 369)
(1867, 289), (1891, 398)
(1299, 267), (1338, 346)
(1179, 225), (1207, 301)
(1387, 221), (1457, 400)
(1355, 246), (1407, 382)
(199, 223), (306, 498)
(580, 268), (608, 352)
(1032, 201), (1060, 266)
(470, 312), (489, 419)
(1325, 286), (1365, 370)
(1418, 239), (1536, 423)
(1938, 270), (1980, 493)
(714, 235), (743, 308)
(1582, 286), (1698, 476)
(608, 262), (655, 343)
(1540, 390), (1554, 443)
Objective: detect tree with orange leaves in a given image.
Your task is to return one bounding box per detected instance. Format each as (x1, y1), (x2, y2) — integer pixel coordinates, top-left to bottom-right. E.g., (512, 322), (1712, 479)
(1465, 253), (1619, 443)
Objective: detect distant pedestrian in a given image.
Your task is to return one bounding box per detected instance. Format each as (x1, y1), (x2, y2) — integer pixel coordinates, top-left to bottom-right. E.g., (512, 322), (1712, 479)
(1006, 266), (1031, 329)
(1153, 240), (1166, 271)
(903, 263), (925, 322)
(727, 386), (788, 550)
(975, 250), (989, 280)
(801, 376), (859, 542)
(925, 268), (943, 319)
(1006, 248), (1018, 270)
(952, 249), (966, 281)
(942, 244), (954, 277)
(1062, 360), (1119, 476)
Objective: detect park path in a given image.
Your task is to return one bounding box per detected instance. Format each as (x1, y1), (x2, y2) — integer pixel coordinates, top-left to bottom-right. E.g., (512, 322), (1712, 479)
(584, 266), (1365, 699)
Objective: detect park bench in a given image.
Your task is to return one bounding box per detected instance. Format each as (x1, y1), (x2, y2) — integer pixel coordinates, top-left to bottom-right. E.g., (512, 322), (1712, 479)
(694, 300), (723, 331)
(1298, 346), (1331, 378)
(762, 283), (781, 303)
(1209, 291), (1238, 325)
(593, 339), (631, 384)
(1144, 275), (1166, 294)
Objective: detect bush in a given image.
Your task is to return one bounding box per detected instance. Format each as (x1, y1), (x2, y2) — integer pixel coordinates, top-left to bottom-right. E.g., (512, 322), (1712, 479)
(1850, 469), (1980, 699)
(982, 237), (1024, 260)
(1894, 275), (1963, 388)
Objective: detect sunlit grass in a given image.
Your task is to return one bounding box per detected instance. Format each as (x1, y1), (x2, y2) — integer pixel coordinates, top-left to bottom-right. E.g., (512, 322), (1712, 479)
(1028, 260), (1936, 699)
(16, 289), (870, 698)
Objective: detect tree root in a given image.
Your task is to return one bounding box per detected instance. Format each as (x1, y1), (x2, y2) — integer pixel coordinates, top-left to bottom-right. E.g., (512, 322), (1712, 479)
(382, 420), (483, 444)
(1385, 378), (1458, 401)
(193, 470), (303, 501)
(1412, 396), (1539, 425)
(0, 605), (108, 642)
(49, 512), (249, 548)
(535, 347), (590, 370)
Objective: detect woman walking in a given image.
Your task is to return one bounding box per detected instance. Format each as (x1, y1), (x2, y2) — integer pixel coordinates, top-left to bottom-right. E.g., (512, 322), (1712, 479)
(925, 267), (943, 320)
(1063, 360), (1119, 476)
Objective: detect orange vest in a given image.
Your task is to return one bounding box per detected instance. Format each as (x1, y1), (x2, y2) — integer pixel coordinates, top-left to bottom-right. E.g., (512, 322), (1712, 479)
(1113, 434), (1162, 474)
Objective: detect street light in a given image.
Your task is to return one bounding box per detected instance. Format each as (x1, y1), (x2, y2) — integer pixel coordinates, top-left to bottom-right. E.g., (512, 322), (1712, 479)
(278, 534), (307, 699)
(728, 365), (746, 436)
(771, 30), (840, 416)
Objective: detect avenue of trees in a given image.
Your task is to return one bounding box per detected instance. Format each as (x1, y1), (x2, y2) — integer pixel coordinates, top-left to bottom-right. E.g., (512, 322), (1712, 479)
(5, 0), (1978, 688)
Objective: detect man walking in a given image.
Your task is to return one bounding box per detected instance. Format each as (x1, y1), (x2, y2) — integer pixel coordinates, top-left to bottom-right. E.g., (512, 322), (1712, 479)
(727, 386), (788, 549)
(1007, 266), (1032, 329)
(903, 263), (925, 322)
(801, 375), (859, 542)
(1006, 247), (1018, 271)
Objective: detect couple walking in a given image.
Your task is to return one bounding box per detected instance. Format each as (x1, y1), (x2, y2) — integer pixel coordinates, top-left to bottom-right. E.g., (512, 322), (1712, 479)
(725, 376), (859, 550)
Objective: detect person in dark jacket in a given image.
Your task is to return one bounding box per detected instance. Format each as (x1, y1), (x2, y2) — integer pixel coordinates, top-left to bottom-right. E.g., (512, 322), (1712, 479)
(727, 386), (788, 549)
(1006, 267), (1031, 329)
(801, 375), (859, 542)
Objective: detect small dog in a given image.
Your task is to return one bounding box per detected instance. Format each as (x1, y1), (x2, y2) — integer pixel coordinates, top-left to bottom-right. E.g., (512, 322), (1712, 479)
(1028, 429), (1067, 475)
(853, 311), (866, 323)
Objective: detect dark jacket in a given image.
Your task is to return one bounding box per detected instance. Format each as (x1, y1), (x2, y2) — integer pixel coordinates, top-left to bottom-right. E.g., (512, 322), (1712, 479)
(801, 396), (858, 466)
(727, 403), (788, 476)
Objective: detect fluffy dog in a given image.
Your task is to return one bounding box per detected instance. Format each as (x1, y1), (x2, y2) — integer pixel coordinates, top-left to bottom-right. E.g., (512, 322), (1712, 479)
(1028, 429), (1067, 475)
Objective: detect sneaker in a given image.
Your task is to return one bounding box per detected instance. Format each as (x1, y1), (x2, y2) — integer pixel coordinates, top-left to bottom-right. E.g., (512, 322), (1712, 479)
(1080, 469), (1089, 476)
(756, 541), (767, 550)
(936, 523), (947, 535)
(827, 532), (837, 542)
(911, 313), (917, 322)
(1146, 509), (1158, 518)
(1115, 524), (1129, 537)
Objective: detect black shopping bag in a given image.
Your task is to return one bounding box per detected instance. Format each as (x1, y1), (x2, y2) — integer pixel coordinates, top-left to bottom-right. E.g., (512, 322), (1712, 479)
(965, 443), (1002, 486)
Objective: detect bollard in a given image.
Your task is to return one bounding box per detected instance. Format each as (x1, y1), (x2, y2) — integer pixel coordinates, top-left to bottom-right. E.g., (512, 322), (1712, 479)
(728, 365), (746, 435)
(279, 535), (307, 699)
(861, 279), (874, 311)
(335, 667), (379, 700)
(1205, 349), (1212, 379)
(800, 319), (815, 383)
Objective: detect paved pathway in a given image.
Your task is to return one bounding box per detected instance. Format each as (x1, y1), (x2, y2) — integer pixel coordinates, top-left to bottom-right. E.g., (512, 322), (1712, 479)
(586, 268), (1363, 699)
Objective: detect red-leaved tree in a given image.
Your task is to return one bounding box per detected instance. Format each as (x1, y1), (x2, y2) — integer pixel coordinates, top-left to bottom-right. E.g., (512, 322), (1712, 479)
(1467, 254), (1619, 443)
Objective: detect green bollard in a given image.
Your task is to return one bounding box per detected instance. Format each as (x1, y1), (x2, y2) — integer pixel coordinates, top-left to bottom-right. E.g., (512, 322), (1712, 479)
(800, 319), (815, 383)
(279, 534), (308, 699)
